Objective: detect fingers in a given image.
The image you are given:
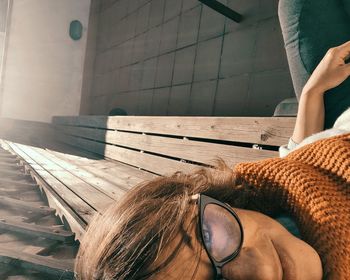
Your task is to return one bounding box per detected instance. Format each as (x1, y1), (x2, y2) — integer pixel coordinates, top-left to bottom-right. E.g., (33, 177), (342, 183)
(338, 40), (350, 49)
(345, 64), (350, 76)
(335, 40), (350, 61)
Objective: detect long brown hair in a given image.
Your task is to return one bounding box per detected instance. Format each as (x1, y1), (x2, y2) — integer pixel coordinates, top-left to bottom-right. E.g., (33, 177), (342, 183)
(75, 161), (260, 279)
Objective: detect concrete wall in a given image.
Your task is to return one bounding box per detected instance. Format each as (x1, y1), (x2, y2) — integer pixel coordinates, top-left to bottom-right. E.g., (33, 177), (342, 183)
(0, 0), (9, 107)
(0, 0), (91, 122)
(0, 0), (8, 63)
(80, 0), (100, 115)
(89, 0), (295, 116)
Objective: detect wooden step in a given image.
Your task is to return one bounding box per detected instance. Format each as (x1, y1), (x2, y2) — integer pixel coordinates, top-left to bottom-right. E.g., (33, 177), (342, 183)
(0, 178), (38, 190)
(15, 143), (114, 212)
(0, 157), (18, 164)
(0, 140), (79, 280)
(0, 162), (22, 171)
(0, 218), (75, 243)
(6, 142), (90, 239)
(0, 169), (30, 180)
(0, 153), (17, 159)
(0, 246), (74, 279)
(0, 196), (55, 216)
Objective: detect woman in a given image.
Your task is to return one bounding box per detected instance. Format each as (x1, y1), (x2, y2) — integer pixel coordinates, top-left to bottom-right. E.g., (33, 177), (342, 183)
(75, 5), (350, 280)
(74, 41), (350, 279)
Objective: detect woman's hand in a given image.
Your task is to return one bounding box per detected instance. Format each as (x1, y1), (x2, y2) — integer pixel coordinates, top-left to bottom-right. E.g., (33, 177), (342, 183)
(291, 42), (350, 144)
(303, 40), (350, 94)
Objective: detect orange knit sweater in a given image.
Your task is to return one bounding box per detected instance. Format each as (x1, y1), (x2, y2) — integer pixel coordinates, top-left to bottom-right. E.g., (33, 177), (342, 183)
(233, 133), (350, 279)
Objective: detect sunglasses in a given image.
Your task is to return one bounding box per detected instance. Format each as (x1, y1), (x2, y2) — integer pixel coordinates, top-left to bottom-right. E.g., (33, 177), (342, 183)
(196, 194), (244, 280)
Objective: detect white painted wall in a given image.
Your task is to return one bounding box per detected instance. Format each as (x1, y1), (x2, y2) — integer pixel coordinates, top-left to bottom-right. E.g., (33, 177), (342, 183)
(0, 0), (91, 122)
(0, 0), (10, 102)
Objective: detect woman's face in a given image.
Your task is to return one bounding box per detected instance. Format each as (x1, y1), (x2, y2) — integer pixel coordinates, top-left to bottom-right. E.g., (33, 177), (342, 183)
(152, 207), (323, 280)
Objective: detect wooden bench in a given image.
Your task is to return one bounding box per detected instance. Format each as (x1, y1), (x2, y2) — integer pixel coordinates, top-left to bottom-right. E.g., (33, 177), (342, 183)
(0, 116), (296, 240)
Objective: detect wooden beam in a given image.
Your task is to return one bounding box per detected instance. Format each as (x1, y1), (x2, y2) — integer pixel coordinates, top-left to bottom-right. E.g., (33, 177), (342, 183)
(53, 116), (295, 146)
(16, 143), (114, 213)
(33, 147), (128, 199)
(0, 162), (22, 171)
(48, 148), (156, 190)
(5, 141), (92, 239)
(0, 187), (33, 196)
(59, 125), (278, 167)
(63, 135), (200, 176)
(0, 153), (17, 159)
(0, 246), (74, 279)
(0, 178), (37, 189)
(0, 169), (30, 180)
(0, 157), (18, 164)
(0, 196), (55, 216)
(0, 218), (75, 242)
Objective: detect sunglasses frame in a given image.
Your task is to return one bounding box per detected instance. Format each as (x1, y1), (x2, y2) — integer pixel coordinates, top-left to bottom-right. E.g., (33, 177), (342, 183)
(198, 194), (244, 279)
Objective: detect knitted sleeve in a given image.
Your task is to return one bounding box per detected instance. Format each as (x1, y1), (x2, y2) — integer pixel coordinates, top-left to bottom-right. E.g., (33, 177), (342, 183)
(233, 133), (350, 279)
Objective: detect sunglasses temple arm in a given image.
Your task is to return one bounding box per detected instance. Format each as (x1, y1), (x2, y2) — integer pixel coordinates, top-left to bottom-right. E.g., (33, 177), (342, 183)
(215, 267), (224, 280)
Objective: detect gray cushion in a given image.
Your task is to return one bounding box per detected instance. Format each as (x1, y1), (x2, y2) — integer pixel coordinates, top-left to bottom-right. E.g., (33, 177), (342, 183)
(273, 97), (298, 117)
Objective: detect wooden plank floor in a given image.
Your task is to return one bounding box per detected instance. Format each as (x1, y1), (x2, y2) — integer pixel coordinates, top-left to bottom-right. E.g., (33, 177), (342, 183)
(0, 145), (77, 280)
(0, 140), (159, 240)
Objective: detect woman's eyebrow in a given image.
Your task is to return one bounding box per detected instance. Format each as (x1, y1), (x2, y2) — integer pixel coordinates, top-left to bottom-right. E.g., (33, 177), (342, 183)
(181, 215), (202, 252)
(180, 226), (194, 250)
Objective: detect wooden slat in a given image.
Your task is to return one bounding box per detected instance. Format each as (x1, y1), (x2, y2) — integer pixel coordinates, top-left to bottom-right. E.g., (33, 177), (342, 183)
(3, 141), (90, 239)
(53, 116), (295, 146)
(46, 144), (157, 181)
(81, 160), (156, 181)
(63, 135), (200, 175)
(15, 143), (114, 213)
(47, 147), (157, 182)
(0, 246), (74, 279)
(47, 149), (157, 190)
(58, 125), (278, 166)
(33, 147), (127, 199)
(0, 218), (75, 242)
(9, 142), (98, 218)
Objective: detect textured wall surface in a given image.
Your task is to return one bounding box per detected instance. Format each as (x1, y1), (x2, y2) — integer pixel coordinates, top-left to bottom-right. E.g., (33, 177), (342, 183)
(0, 0), (91, 122)
(89, 0), (295, 116)
(0, 0), (9, 105)
(80, 0), (100, 115)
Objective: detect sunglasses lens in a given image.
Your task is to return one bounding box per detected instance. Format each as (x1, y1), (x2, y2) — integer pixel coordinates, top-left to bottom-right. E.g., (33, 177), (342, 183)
(202, 203), (242, 262)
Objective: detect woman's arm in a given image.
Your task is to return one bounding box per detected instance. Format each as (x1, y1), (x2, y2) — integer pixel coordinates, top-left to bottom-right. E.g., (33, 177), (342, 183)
(292, 88), (325, 144)
(291, 41), (350, 144)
